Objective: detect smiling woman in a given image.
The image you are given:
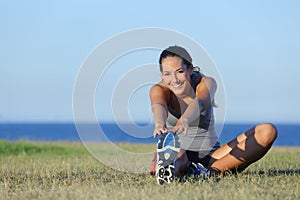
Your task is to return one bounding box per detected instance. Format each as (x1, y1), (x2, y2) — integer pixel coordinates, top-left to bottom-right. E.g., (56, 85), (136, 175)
(149, 45), (278, 184)
(160, 57), (192, 97)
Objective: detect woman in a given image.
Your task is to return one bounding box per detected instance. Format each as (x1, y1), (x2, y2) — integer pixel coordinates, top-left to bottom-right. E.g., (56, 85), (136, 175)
(150, 45), (278, 182)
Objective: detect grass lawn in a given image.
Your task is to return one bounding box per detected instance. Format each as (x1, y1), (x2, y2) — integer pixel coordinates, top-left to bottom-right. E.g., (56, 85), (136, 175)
(0, 140), (299, 200)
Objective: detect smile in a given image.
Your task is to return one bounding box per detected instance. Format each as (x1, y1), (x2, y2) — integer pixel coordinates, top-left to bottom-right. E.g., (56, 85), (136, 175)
(171, 82), (184, 89)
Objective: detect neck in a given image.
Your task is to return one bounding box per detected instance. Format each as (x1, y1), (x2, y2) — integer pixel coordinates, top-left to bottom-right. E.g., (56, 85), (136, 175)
(176, 85), (194, 100)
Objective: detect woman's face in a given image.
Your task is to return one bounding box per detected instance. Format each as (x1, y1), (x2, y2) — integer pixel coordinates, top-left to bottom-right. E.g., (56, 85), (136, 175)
(161, 56), (193, 97)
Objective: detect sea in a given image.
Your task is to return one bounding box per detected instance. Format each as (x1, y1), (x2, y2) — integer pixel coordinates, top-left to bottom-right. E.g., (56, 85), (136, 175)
(0, 123), (299, 146)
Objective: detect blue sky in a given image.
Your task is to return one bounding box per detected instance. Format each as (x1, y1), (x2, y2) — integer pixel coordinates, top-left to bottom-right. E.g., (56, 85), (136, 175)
(1, 1), (300, 123)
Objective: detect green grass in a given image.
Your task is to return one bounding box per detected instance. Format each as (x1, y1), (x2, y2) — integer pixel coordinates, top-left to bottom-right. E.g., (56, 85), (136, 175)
(0, 140), (88, 156)
(0, 140), (299, 200)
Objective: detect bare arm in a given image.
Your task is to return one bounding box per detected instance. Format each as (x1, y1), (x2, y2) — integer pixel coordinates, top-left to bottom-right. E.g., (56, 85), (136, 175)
(173, 76), (217, 134)
(150, 84), (170, 138)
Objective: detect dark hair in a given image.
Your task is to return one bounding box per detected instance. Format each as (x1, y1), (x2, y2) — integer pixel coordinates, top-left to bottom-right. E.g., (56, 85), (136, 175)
(159, 45), (193, 71)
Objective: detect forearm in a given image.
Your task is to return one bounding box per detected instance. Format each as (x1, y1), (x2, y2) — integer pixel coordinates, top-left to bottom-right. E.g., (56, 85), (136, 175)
(180, 99), (203, 123)
(152, 103), (168, 128)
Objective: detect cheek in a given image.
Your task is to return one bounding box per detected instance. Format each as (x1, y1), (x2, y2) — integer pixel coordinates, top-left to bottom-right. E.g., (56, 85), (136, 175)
(179, 73), (190, 81)
(164, 79), (172, 85)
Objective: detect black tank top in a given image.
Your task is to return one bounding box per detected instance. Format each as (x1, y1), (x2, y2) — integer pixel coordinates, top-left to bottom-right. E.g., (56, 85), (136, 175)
(167, 72), (213, 130)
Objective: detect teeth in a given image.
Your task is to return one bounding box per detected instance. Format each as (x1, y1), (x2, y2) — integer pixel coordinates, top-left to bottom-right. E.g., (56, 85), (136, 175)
(172, 83), (182, 88)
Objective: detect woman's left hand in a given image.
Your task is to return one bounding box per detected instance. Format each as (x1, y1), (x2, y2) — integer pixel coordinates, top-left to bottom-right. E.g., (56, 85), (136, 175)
(173, 117), (189, 135)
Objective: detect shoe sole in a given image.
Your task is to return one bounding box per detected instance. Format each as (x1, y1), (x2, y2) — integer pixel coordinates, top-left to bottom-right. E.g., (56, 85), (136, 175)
(156, 165), (175, 185)
(157, 132), (180, 167)
(156, 132), (180, 184)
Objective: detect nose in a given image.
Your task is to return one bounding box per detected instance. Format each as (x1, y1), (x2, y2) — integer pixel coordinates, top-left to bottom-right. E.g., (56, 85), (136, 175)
(172, 73), (179, 83)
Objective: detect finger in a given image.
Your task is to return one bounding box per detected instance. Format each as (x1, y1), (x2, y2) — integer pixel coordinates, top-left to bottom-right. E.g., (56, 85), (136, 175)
(162, 127), (169, 133)
(178, 127), (184, 135)
(183, 128), (188, 135)
(172, 126), (178, 134)
(174, 127), (182, 135)
(153, 130), (160, 138)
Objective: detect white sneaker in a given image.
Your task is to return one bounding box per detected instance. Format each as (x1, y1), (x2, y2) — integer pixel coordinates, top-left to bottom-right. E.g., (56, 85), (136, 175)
(156, 164), (175, 185)
(156, 132), (180, 185)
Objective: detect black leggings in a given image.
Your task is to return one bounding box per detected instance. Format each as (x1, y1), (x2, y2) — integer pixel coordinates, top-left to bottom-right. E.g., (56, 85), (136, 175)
(185, 141), (221, 168)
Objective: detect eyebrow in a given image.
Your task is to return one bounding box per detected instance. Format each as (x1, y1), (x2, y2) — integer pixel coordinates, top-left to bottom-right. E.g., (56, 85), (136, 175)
(162, 66), (185, 73)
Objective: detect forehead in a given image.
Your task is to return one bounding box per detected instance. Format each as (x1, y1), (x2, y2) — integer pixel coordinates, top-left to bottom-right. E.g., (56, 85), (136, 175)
(161, 56), (182, 64)
(161, 56), (184, 70)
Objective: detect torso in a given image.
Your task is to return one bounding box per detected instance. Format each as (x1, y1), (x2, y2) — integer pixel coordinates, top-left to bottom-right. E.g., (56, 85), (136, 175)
(157, 72), (219, 152)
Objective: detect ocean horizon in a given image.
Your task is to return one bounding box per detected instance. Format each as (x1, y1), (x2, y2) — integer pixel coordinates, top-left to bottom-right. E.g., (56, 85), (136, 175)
(0, 122), (299, 146)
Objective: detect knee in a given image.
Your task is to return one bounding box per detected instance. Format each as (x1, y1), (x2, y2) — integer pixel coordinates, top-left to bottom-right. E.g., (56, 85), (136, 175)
(262, 123), (278, 141)
(256, 123), (278, 146)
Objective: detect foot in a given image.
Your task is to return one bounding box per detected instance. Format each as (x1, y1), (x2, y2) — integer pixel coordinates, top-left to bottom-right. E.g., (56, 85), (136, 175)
(188, 162), (211, 179)
(156, 164), (175, 185)
(156, 132), (180, 184)
(156, 131), (180, 167)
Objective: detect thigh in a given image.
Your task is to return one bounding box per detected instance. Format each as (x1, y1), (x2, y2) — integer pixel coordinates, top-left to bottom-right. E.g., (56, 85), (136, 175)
(210, 126), (256, 160)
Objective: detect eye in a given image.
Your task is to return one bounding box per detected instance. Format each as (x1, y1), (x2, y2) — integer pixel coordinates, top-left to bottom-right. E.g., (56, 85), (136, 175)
(177, 70), (184, 74)
(163, 72), (170, 76)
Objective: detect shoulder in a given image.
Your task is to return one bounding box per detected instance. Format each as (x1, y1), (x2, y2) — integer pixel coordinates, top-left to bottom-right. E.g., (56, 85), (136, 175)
(199, 76), (217, 86)
(195, 75), (217, 97)
(191, 72), (216, 89)
(150, 82), (168, 93)
(150, 82), (170, 102)
(192, 72), (216, 88)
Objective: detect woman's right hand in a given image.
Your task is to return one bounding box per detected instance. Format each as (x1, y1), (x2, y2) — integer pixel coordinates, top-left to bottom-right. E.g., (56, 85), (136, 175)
(153, 124), (169, 138)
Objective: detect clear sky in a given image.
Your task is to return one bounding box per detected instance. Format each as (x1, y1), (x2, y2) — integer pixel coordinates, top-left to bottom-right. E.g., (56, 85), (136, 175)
(1, 1), (300, 123)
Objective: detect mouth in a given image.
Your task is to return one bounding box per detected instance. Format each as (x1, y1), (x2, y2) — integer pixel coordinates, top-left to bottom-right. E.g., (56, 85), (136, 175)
(171, 82), (184, 89)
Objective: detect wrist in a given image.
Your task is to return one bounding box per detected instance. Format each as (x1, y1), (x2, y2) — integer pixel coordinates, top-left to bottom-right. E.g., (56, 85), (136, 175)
(155, 122), (165, 128)
(180, 117), (189, 123)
